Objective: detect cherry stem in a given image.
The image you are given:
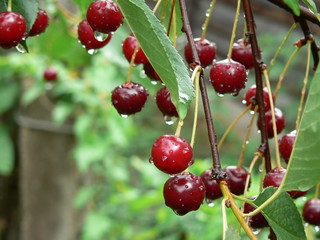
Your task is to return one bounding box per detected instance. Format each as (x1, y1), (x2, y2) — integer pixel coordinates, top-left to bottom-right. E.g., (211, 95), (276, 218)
(243, 152), (261, 199)
(220, 181), (257, 240)
(190, 66), (202, 148)
(315, 182), (320, 199)
(221, 198), (228, 240)
(7, 0), (12, 11)
(174, 119), (184, 137)
(273, 47), (301, 101)
(200, 0), (217, 40)
(125, 44), (140, 83)
(227, 0), (241, 59)
(263, 70), (281, 168)
(259, 158), (265, 192)
(268, 23), (297, 74)
(218, 105), (251, 151)
(166, 0), (176, 36)
(242, 0), (271, 173)
(179, 0), (222, 171)
(152, 0), (163, 13)
(238, 107), (258, 168)
(160, 0), (168, 23)
(296, 41), (311, 130)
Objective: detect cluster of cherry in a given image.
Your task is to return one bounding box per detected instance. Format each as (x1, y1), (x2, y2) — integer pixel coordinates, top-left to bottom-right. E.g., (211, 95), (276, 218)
(0, 8), (49, 50)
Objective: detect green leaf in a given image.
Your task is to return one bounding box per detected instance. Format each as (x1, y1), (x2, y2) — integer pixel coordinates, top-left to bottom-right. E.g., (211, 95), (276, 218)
(0, 82), (19, 115)
(12, 0), (39, 31)
(0, 126), (14, 175)
(52, 102), (75, 125)
(116, 0), (194, 119)
(0, 0), (7, 11)
(22, 83), (45, 105)
(302, 0), (320, 21)
(282, 65), (320, 191)
(252, 187), (306, 240)
(283, 0), (300, 15)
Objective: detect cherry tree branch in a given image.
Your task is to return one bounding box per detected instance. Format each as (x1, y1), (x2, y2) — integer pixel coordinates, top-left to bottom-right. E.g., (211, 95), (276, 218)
(242, 0), (272, 173)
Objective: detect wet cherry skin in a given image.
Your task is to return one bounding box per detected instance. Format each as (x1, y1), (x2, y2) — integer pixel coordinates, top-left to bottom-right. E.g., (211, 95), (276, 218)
(279, 130), (296, 164)
(43, 67), (58, 82)
(200, 169), (222, 201)
(163, 172), (205, 215)
(156, 87), (178, 118)
(302, 198), (320, 225)
(151, 135), (193, 174)
(122, 35), (149, 64)
(184, 38), (216, 67)
(242, 84), (271, 111)
(143, 63), (162, 82)
(231, 38), (258, 69)
(225, 166), (250, 195)
(243, 196), (269, 229)
(257, 107), (285, 138)
(29, 9), (49, 36)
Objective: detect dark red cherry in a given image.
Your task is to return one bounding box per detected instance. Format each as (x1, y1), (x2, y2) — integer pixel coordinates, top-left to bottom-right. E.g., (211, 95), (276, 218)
(209, 59), (247, 96)
(243, 196), (269, 228)
(156, 87), (178, 118)
(28, 9), (49, 36)
(122, 35), (148, 64)
(279, 130), (296, 164)
(302, 198), (320, 225)
(143, 63), (162, 82)
(200, 169), (222, 201)
(263, 167), (307, 199)
(151, 135), (193, 174)
(111, 82), (148, 116)
(86, 0), (123, 34)
(231, 38), (258, 69)
(225, 166), (250, 195)
(184, 38), (216, 67)
(78, 19), (112, 50)
(258, 108), (285, 138)
(0, 11), (27, 48)
(43, 67), (58, 82)
(242, 84), (271, 111)
(163, 173), (205, 215)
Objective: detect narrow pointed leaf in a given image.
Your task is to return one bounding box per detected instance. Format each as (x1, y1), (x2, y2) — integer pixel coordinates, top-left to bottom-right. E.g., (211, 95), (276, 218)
(282, 66), (320, 191)
(0, 126), (14, 175)
(12, 0), (39, 31)
(302, 0), (320, 21)
(116, 0), (194, 119)
(252, 187), (306, 240)
(283, 0), (300, 15)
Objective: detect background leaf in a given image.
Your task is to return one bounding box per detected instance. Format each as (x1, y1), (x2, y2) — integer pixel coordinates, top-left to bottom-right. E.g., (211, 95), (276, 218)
(252, 187), (306, 240)
(281, 65), (320, 191)
(0, 82), (19, 115)
(12, 0), (39, 31)
(116, 0), (194, 119)
(283, 0), (300, 15)
(72, 0), (91, 16)
(0, 126), (14, 175)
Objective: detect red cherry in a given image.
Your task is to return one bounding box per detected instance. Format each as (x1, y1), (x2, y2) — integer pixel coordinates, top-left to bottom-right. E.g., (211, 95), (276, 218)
(231, 39), (259, 69)
(225, 166), (250, 195)
(28, 9), (49, 36)
(151, 135), (193, 174)
(156, 87), (178, 118)
(43, 67), (58, 82)
(258, 108), (285, 138)
(143, 63), (162, 82)
(163, 173), (205, 215)
(111, 82), (148, 116)
(243, 196), (269, 228)
(263, 167), (307, 199)
(279, 130), (296, 164)
(78, 19), (112, 50)
(0, 11), (27, 48)
(86, 0), (123, 34)
(302, 198), (320, 225)
(242, 84), (271, 111)
(122, 35), (149, 64)
(209, 59), (247, 96)
(200, 169), (222, 201)
(184, 38), (216, 67)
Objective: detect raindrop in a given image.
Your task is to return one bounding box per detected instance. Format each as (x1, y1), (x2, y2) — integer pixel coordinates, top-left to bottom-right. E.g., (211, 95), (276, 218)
(150, 80), (158, 85)
(164, 115), (175, 125)
(16, 44), (27, 54)
(250, 110), (255, 115)
(242, 99), (247, 104)
(184, 185), (189, 189)
(87, 49), (98, 55)
(205, 9), (210, 17)
(217, 93), (224, 97)
(94, 31), (108, 41)
(232, 92), (239, 97)
(206, 198), (214, 207)
(315, 226), (320, 232)
(45, 83), (53, 90)
(162, 156), (168, 162)
(257, 130), (261, 133)
(120, 114), (129, 118)
(252, 229), (261, 235)
(245, 141), (249, 144)
(149, 157), (154, 164)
